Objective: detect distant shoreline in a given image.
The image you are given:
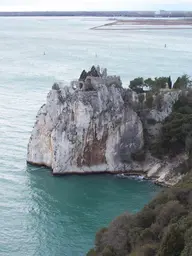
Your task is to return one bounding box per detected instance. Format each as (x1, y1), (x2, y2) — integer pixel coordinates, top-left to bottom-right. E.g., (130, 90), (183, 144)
(91, 18), (192, 30)
(0, 11), (192, 17)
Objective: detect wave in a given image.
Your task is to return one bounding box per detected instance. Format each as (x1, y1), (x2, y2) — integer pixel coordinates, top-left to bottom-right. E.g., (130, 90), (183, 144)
(116, 173), (145, 180)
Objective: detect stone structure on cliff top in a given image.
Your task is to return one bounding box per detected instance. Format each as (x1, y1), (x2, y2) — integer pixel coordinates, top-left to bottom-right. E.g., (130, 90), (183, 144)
(27, 66), (183, 185)
(27, 66), (143, 174)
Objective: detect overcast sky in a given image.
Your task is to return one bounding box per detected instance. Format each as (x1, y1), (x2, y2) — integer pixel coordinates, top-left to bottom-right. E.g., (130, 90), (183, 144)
(0, 0), (192, 11)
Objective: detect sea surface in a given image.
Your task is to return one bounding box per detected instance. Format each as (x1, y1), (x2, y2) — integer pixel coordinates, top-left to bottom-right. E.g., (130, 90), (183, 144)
(0, 17), (192, 256)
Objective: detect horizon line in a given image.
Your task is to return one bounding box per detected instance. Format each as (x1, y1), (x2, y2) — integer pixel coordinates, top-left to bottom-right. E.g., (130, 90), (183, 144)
(0, 10), (191, 13)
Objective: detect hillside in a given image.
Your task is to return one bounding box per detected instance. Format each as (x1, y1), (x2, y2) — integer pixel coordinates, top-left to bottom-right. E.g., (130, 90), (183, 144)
(87, 172), (192, 256)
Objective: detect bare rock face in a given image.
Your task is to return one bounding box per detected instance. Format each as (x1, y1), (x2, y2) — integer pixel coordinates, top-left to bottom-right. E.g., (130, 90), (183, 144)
(27, 67), (143, 174)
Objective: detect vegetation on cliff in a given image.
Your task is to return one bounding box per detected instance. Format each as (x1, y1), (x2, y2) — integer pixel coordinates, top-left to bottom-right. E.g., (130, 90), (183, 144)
(151, 90), (192, 159)
(87, 172), (192, 256)
(86, 75), (192, 256)
(129, 74), (191, 93)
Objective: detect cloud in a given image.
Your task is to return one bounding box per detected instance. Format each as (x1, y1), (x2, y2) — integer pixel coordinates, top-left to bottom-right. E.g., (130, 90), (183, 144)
(0, 0), (192, 11)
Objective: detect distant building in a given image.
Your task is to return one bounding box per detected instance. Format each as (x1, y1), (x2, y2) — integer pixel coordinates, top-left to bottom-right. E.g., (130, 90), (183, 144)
(155, 10), (171, 17)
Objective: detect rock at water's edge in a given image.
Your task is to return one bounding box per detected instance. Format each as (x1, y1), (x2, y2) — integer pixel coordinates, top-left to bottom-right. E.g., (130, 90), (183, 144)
(27, 67), (143, 174)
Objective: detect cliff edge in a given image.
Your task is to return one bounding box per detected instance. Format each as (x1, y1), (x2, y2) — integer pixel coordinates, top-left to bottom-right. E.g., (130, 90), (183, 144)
(27, 66), (190, 186)
(27, 66), (143, 174)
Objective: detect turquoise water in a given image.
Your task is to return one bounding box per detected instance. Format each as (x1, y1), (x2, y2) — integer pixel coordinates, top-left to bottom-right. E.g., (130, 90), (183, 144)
(1, 17), (192, 255)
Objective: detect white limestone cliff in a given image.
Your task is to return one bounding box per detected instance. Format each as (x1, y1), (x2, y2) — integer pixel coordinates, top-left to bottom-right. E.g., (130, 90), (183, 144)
(27, 67), (143, 174)
(27, 66), (186, 186)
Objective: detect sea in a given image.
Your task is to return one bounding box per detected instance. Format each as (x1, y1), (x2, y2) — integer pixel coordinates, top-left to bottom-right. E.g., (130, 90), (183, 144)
(0, 16), (192, 256)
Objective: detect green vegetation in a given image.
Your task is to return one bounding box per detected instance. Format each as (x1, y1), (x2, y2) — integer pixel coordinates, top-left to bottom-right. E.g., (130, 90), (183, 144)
(129, 74), (192, 94)
(151, 90), (192, 158)
(87, 172), (192, 256)
(129, 76), (170, 93)
(173, 75), (192, 89)
(86, 76), (192, 256)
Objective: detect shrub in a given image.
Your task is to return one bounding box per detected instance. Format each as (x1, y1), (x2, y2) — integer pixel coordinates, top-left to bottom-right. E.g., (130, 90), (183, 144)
(147, 118), (157, 125)
(145, 93), (154, 108)
(181, 243), (192, 256)
(128, 227), (144, 248)
(173, 74), (192, 89)
(144, 77), (170, 91)
(154, 94), (163, 111)
(181, 227), (192, 256)
(138, 93), (145, 104)
(130, 77), (144, 90)
(96, 213), (132, 256)
(87, 249), (97, 256)
(158, 223), (185, 256)
(102, 246), (116, 256)
(147, 191), (169, 209)
(144, 78), (155, 88)
(154, 77), (169, 90)
(150, 92), (192, 158)
(138, 228), (156, 244)
(89, 173), (192, 256)
(135, 207), (156, 229)
(131, 150), (145, 162)
(95, 227), (108, 253)
(138, 243), (157, 256)
(156, 200), (186, 228)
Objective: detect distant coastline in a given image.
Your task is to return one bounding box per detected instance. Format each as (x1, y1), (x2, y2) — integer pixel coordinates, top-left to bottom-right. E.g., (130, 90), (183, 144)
(0, 11), (192, 17)
(91, 18), (192, 30)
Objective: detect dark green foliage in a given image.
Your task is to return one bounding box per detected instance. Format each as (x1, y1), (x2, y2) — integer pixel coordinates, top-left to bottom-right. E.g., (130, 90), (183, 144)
(154, 77), (169, 90)
(88, 172), (192, 256)
(144, 78), (156, 88)
(144, 77), (169, 91)
(158, 223), (185, 256)
(129, 74), (191, 94)
(147, 118), (156, 125)
(129, 77), (144, 93)
(95, 227), (108, 253)
(173, 75), (192, 89)
(181, 227), (192, 256)
(129, 76), (170, 94)
(135, 207), (156, 229)
(138, 93), (145, 104)
(155, 200), (186, 227)
(137, 244), (157, 256)
(130, 77), (144, 88)
(102, 246), (116, 256)
(131, 150), (145, 162)
(87, 85), (192, 256)
(154, 94), (163, 111)
(145, 93), (154, 108)
(151, 92), (192, 158)
(174, 159), (192, 175)
(168, 76), (172, 89)
(87, 249), (97, 256)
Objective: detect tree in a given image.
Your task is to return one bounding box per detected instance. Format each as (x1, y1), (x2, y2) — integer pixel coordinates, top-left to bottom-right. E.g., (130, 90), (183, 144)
(144, 77), (169, 91)
(158, 224), (185, 256)
(173, 75), (192, 89)
(168, 76), (172, 89)
(154, 77), (169, 90)
(129, 77), (144, 93)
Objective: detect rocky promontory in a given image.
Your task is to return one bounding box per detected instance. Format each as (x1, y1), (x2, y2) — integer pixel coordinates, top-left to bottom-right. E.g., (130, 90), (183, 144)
(27, 66), (192, 186)
(27, 66), (143, 174)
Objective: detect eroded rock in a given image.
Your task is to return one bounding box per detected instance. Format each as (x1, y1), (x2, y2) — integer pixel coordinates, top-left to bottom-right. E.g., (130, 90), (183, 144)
(27, 67), (143, 174)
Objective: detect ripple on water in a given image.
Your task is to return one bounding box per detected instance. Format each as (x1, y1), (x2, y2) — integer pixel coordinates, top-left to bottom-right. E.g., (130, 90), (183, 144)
(3, 16), (192, 256)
